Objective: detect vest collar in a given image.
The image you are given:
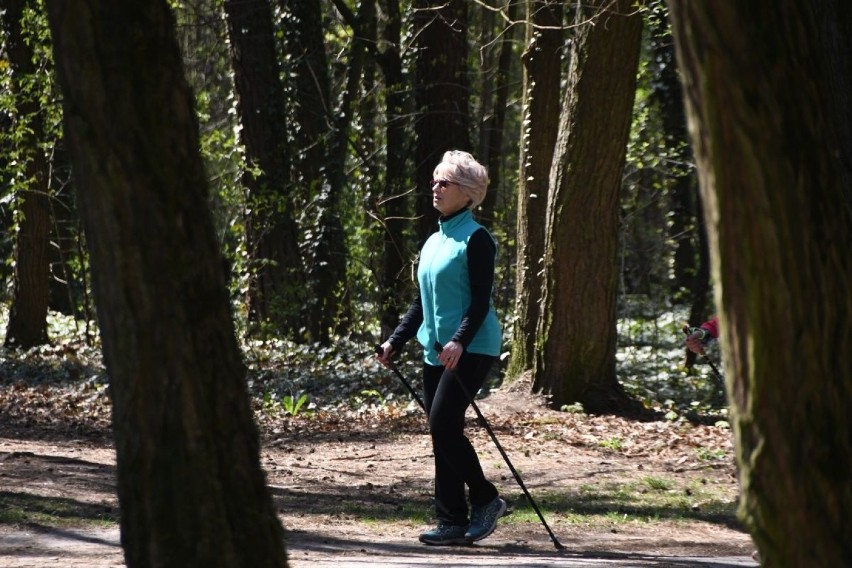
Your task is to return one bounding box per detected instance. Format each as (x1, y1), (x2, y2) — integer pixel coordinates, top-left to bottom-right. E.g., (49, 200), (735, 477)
(439, 207), (471, 233)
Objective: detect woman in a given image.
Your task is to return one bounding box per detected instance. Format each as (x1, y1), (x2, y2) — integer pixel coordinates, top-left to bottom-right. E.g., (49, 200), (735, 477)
(377, 150), (505, 545)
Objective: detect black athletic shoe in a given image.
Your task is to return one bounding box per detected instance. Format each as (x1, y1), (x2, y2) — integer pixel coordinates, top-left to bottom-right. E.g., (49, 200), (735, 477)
(418, 524), (469, 546)
(465, 496), (507, 542)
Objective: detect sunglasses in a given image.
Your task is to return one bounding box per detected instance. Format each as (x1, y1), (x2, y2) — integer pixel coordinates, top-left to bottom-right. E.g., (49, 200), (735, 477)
(430, 179), (455, 188)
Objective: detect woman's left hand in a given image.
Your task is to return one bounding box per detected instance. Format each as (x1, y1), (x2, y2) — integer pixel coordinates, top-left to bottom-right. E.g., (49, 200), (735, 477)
(438, 340), (464, 370)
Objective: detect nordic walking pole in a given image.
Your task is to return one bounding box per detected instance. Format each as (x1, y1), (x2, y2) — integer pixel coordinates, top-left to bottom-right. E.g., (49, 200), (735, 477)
(434, 342), (566, 550)
(374, 346), (427, 412)
(682, 324), (725, 390)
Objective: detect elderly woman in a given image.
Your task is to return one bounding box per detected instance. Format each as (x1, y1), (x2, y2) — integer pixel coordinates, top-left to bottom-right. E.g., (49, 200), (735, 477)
(377, 150), (505, 545)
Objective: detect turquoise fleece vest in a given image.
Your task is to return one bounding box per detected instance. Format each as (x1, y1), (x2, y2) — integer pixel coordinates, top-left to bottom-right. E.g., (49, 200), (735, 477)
(416, 209), (502, 365)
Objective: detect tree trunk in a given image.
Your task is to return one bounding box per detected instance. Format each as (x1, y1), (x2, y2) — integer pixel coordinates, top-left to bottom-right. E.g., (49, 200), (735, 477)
(478, 0), (520, 227)
(413, 0), (471, 244)
(224, 0), (304, 338)
(506, 0), (562, 379)
(668, 1), (852, 565)
(685, 195), (711, 368)
(351, 1), (380, 337)
(649, 12), (697, 299)
(47, 142), (80, 317)
(283, 0), (330, 202)
(328, 0), (414, 341)
(376, 0), (415, 341)
(279, 0), (332, 342)
(46, 2), (288, 566)
(533, 0), (643, 413)
(2, 0), (51, 349)
(303, 0), (371, 344)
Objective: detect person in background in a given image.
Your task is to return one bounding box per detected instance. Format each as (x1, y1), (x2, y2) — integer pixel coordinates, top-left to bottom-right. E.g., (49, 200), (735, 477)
(685, 315), (719, 354)
(376, 150), (505, 546)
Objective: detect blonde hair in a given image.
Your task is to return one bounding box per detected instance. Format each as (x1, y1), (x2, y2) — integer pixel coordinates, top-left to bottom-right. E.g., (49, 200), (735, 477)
(435, 150), (489, 208)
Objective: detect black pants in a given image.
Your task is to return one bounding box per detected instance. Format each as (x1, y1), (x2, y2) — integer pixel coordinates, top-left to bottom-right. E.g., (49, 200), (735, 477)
(423, 352), (499, 526)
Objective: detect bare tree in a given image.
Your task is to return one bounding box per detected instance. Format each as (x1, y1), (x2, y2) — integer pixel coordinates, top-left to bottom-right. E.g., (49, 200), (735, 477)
(668, 1), (852, 564)
(45, 2), (288, 565)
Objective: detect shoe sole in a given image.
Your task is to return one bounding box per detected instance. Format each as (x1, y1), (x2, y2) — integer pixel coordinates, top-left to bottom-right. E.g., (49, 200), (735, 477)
(466, 498), (507, 543)
(419, 537), (471, 546)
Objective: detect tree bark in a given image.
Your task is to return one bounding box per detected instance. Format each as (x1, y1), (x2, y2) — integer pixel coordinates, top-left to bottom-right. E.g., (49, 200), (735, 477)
(533, 0), (643, 413)
(2, 0), (51, 349)
(224, 0), (304, 338)
(328, 0), (414, 341)
(302, 0), (371, 344)
(477, 0), (519, 227)
(649, 12), (698, 299)
(413, 0), (471, 244)
(376, 0), (415, 341)
(506, 0), (562, 379)
(46, 142), (79, 317)
(668, 1), (852, 564)
(279, 0), (333, 343)
(46, 2), (288, 566)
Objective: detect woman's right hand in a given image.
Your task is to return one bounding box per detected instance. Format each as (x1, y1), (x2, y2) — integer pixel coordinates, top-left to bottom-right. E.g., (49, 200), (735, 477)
(376, 341), (394, 367)
(685, 327), (708, 354)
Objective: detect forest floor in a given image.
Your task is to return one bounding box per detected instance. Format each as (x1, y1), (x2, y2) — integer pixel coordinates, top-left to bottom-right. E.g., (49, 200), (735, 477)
(0, 354), (759, 568)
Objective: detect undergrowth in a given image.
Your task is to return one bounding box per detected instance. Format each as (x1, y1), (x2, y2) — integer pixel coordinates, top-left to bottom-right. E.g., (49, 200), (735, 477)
(0, 303), (727, 429)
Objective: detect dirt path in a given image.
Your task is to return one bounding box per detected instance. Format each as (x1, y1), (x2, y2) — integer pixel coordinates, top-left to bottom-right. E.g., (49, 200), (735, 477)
(0, 524), (757, 567)
(0, 386), (758, 567)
